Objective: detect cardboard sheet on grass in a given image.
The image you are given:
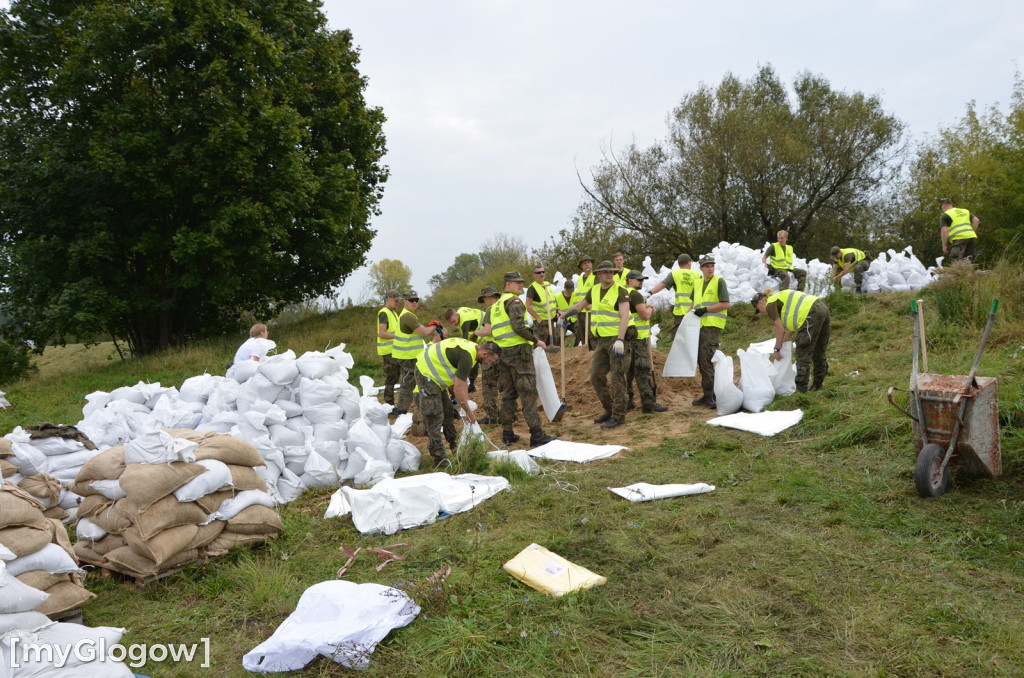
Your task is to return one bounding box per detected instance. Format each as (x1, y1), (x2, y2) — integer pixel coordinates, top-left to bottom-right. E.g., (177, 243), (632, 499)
(324, 473), (509, 535)
(528, 440), (626, 463)
(609, 482), (716, 502)
(707, 409), (804, 436)
(243, 580), (419, 672)
(503, 543), (606, 597)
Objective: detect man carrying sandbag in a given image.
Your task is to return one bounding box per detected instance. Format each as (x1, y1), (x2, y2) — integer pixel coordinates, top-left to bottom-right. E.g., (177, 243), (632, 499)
(751, 290), (830, 393)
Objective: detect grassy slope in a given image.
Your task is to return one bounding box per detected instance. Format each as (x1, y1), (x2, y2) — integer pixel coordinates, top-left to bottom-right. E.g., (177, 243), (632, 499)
(2, 291), (1022, 677)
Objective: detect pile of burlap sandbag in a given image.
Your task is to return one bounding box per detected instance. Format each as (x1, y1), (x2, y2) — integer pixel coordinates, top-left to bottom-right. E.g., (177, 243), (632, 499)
(71, 430), (283, 581)
(0, 482), (95, 619)
(0, 426), (98, 523)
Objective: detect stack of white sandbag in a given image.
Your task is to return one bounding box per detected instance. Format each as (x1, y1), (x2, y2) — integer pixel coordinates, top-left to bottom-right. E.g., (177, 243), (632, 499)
(856, 246), (937, 294)
(1, 426), (102, 522)
(712, 340), (799, 416)
(69, 345), (422, 503)
(70, 430), (282, 581)
(0, 482), (96, 619)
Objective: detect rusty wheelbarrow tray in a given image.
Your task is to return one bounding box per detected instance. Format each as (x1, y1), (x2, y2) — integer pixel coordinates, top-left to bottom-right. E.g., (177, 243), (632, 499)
(886, 299), (1001, 497)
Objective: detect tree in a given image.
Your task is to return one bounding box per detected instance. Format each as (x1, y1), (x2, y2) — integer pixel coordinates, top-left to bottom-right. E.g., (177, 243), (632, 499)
(0, 0), (387, 355)
(366, 259), (412, 302)
(428, 253), (484, 294)
(578, 66), (905, 259)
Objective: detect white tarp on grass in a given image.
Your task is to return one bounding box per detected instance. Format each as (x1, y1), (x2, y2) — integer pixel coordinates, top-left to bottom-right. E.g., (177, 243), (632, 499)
(324, 473), (510, 535)
(608, 482), (716, 502)
(243, 580), (419, 672)
(527, 440), (626, 463)
(706, 409), (804, 437)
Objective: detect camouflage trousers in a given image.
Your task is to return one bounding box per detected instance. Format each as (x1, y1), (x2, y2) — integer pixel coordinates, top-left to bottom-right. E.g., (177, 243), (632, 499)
(697, 326), (722, 399)
(396, 357), (418, 411)
(794, 301), (830, 392)
(850, 260), (870, 291)
(481, 360), (500, 421)
(768, 266), (807, 292)
(495, 342), (542, 433)
(626, 336), (656, 410)
(381, 353), (401, 406)
(591, 335), (631, 423)
(414, 371), (456, 462)
(532, 319), (553, 346)
(949, 238), (976, 263)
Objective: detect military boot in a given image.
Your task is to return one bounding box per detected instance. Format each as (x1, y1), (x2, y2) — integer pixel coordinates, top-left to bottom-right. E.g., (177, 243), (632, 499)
(501, 431), (520, 445)
(529, 428), (556, 447)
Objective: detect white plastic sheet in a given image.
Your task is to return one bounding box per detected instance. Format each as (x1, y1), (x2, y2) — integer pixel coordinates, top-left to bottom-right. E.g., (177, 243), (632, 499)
(532, 347), (563, 422)
(608, 482), (716, 502)
(242, 580), (420, 672)
(707, 409), (804, 436)
(527, 440), (625, 463)
(662, 313), (700, 377)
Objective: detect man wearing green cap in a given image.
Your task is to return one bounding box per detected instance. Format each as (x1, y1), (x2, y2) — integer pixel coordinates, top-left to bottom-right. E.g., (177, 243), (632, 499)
(470, 285), (503, 424)
(752, 289), (830, 392)
(479, 272), (557, 447)
(560, 260), (632, 428)
(830, 246), (870, 293)
(571, 255), (596, 348)
(376, 290), (402, 406)
(392, 290), (444, 416)
(624, 270), (668, 414)
(692, 256), (730, 409)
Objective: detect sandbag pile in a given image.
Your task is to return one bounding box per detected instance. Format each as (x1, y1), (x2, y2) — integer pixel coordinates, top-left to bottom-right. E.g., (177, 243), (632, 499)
(1, 425), (101, 522)
(712, 340), (798, 415)
(0, 483), (95, 619)
(71, 346), (422, 504)
(70, 430), (283, 582)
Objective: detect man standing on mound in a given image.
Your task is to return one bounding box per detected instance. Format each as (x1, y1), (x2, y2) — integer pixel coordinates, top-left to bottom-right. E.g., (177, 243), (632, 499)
(692, 256), (730, 409)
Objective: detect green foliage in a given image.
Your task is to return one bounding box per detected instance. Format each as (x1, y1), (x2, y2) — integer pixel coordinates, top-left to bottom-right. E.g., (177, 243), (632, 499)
(0, 338), (36, 385)
(367, 259), (414, 303)
(0, 0), (387, 356)
(577, 65), (905, 260)
(427, 233), (535, 306)
(928, 256), (1024, 333)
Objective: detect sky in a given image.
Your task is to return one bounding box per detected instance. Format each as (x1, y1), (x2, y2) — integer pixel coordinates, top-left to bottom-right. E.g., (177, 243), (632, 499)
(321, 0), (1024, 301)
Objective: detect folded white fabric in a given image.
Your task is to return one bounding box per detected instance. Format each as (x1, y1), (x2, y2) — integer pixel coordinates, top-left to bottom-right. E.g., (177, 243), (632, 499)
(608, 482), (716, 502)
(527, 440), (626, 463)
(706, 409), (804, 436)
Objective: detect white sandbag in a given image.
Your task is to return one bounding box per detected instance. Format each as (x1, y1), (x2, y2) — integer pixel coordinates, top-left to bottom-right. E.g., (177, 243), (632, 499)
(46, 448), (101, 472)
(283, 447), (309, 475)
(28, 435), (87, 457)
(360, 396), (391, 425)
(58, 489), (82, 510)
(3, 620), (135, 675)
(323, 489), (351, 519)
(49, 466), (85, 484)
(0, 610), (51, 634)
(247, 399), (288, 427)
(352, 460), (394, 488)
(608, 482), (715, 502)
(174, 459), (233, 502)
(313, 421), (348, 443)
(347, 420), (386, 460)
(258, 352), (299, 386)
(707, 409), (804, 436)
(0, 562), (50, 613)
(390, 412), (413, 439)
(370, 423), (392, 447)
(108, 384), (149, 405)
(254, 463), (282, 491)
(89, 478), (127, 500)
(275, 469), (307, 503)
(269, 424), (306, 449)
(663, 313), (700, 377)
(5, 543), (83, 576)
(0, 545), (15, 561)
(274, 398), (305, 419)
(712, 350), (743, 415)
(243, 373), (286, 404)
(383, 440), (406, 470)
(358, 374), (381, 397)
(770, 342), (797, 396)
(313, 440), (342, 467)
(296, 377), (341, 407)
(229, 358), (260, 383)
(396, 440), (422, 473)
(242, 580), (419, 672)
(207, 489), (277, 521)
(324, 345), (355, 369)
(281, 415), (312, 435)
(737, 348), (775, 413)
(76, 517), (108, 541)
(82, 391), (111, 417)
(339, 447), (372, 482)
(532, 347), (563, 422)
(295, 351), (340, 380)
(300, 450), (338, 489)
(10, 443), (48, 476)
(124, 429), (198, 464)
(302, 402), (344, 425)
(336, 391), (361, 421)
(179, 373), (217, 403)
(487, 450), (541, 475)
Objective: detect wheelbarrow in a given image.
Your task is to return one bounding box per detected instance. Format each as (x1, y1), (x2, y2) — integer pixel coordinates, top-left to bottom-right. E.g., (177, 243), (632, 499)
(886, 299), (1001, 497)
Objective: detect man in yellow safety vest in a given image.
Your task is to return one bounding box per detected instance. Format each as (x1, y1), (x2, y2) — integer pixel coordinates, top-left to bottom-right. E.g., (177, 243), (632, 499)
(761, 230), (807, 292)
(376, 290), (402, 406)
(939, 197), (980, 264)
(692, 256), (731, 409)
(624, 270), (668, 414)
(752, 289), (831, 393)
(649, 253), (701, 341)
(525, 264), (557, 345)
(391, 290), (445, 417)
(830, 247), (870, 293)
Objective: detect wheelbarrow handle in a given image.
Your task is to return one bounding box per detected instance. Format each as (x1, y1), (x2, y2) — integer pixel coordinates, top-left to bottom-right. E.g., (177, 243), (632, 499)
(886, 386), (916, 421)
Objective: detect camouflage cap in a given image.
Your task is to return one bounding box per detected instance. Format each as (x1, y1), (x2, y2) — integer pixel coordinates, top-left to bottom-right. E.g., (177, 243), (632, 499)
(477, 285), (500, 303)
(698, 256), (715, 267)
(626, 270), (647, 281)
(830, 246), (841, 258)
(503, 271), (526, 284)
(677, 253), (692, 265)
(404, 290), (420, 300)
(578, 255), (594, 268)
(385, 290), (401, 299)
(751, 291), (766, 312)
(595, 260), (616, 272)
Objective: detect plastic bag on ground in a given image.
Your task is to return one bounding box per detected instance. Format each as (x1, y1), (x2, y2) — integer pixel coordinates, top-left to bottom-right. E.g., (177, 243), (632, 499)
(502, 543), (607, 597)
(608, 482), (716, 502)
(712, 350), (743, 415)
(737, 348), (775, 413)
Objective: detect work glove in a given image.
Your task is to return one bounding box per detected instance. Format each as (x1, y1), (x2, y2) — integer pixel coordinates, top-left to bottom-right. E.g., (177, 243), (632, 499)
(612, 339), (625, 356)
(693, 307), (707, 317)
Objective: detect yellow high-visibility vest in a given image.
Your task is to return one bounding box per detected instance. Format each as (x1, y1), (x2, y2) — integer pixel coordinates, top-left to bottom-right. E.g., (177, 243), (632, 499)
(529, 281), (556, 321)
(695, 275), (727, 329)
(392, 309), (425, 361)
(834, 248), (866, 267)
(767, 289), (818, 332)
(376, 307), (399, 356)
(944, 207), (977, 242)
(571, 272), (596, 307)
(670, 268), (700, 316)
(416, 337), (478, 388)
(555, 292), (577, 321)
(589, 284), (627, 338)
(769, 243), (795, 270)
(455, 307), (484, 343)
(489, 294), (530, 348)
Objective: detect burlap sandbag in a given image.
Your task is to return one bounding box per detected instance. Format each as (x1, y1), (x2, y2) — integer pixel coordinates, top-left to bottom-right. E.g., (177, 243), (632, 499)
(73, 540), (107, 566)
(77, 494), (112, 519)
(123, 524), (199, 567)
(19, 474), (63, 507)
(0, 458), (17, 477)
(0, 524), (52, 557)
(35, 581), (97, 619)
(194, 489), (234, 514)
(47, 518), (74, 557)
(186, 521), (225, 552)
(85, 500), (132, 534)
(0, 438), (12, 458)
(194, 436), (264, 467)
(42, 506), (67, 521)
(0, 485), (47, 530)
(105, 545), (201, 578)
(118, 461), (206, 511)
(73, 445), (126, 483)
(227, 464), (267, 492)
(225, 505), (284, 536)
(16, 570), (70, 591)
(120, 495), (207, 540)
(204, 532), (267, 557)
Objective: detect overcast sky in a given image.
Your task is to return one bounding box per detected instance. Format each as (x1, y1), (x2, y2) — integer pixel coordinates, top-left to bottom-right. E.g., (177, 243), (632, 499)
(321, 0), (1024, 301)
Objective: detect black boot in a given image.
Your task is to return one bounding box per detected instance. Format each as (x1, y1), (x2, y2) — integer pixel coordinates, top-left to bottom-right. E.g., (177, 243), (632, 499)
(529, 428), (556, 447)
(643, 403), (668, 413)
(502, 431), (520, 445)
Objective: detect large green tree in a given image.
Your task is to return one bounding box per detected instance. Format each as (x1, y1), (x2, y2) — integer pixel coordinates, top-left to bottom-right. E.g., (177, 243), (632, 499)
(0, 0), (387, 354)
(579, 66), (904, 259)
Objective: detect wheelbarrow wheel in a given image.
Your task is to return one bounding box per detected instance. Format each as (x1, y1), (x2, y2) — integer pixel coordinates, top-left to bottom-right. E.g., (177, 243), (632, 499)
(914, 443), (949, 498)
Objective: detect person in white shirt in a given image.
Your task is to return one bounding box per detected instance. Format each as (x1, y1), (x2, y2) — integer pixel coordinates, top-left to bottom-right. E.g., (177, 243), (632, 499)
(233, 323), (269, 364)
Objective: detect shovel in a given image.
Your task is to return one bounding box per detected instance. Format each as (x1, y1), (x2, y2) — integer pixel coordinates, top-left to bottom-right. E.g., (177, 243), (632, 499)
(551, 323), (567, 422)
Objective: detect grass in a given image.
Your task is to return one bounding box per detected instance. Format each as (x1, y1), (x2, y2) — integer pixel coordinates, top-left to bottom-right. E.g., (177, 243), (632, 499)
(2, 282), (1023, 676)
